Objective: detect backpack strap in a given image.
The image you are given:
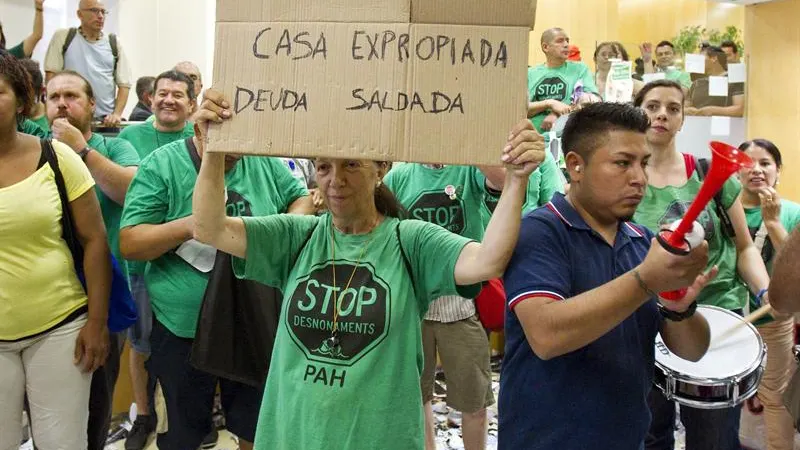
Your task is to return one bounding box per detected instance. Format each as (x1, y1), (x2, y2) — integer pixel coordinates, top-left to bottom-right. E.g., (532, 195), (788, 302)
(185, 137), (202, 172)
(62, 28), (78, 59)
(109, 33), (119, 76)
(41, 139), (85, 264)
(695, 157), (736, 238)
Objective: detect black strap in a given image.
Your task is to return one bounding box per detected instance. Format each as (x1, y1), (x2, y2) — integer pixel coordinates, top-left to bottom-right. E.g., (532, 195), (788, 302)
(62, 28), (78, 57)
(185, 137), (202, 172)
(695, 157), (736, 238)
(41, 139), (85, 265)
(395, 221), (416, 296)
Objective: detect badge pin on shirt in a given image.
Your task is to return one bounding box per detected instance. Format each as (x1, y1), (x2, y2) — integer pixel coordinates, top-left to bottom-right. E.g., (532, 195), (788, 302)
(445, 185), (457, 201)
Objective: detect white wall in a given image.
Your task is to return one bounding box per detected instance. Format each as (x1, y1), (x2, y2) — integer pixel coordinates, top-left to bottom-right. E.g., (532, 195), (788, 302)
(117, 0), (216, 117)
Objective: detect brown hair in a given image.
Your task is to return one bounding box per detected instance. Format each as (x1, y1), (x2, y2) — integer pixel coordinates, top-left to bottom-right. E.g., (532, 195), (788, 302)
(375, 162), (406, 218)
(0, 49), (34, 126)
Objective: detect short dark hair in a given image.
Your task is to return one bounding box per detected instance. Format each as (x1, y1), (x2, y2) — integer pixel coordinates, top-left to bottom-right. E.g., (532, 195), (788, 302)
(19, 58), (43, 100)
(656, 41), (675, 51)
(561, 103), (650, 163)
(49, 70), (95, 101)
(720, 40), (739, 54)
(153, 70), (195, 102)
(135, 76), (155, 101)
(739, 139), (782, 169)
(703, 45), (728, 71)
(0, 49), (34, 126)
(633, 79), (685, 108)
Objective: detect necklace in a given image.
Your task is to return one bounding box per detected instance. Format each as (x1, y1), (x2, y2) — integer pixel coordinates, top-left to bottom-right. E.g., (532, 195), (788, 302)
(324, 217), (379, 352)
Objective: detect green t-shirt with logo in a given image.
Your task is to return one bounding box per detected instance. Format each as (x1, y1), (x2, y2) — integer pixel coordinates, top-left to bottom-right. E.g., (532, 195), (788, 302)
(527, 62), (598, 133)
(384, 164), (485, 241)
(633, 174), (744, 310)
(233, 214), (479, 450)
(744, 199), (800, 325)
(477, 149), (563, 228)
(120, 138), (308, 338)
(18, 118), (48, 138)
(118, 121), (195, 274)
(85, 134), (140, 280)
(118, 121), (195, 160)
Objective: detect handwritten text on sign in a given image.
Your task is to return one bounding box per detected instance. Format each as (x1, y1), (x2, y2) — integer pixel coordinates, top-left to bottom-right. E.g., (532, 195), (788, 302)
(234, 28), (510, 115)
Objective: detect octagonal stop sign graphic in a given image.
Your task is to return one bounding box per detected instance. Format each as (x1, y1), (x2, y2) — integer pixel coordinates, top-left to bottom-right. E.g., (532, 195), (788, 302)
(287, 262), (391, 366)
(408, 190), (466, 235)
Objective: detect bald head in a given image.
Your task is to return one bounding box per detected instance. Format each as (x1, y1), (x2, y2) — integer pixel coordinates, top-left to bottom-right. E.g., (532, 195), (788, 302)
(77, 0), (107, 33)
(174, 61), (203, 97)
(541, 28), (566, 45)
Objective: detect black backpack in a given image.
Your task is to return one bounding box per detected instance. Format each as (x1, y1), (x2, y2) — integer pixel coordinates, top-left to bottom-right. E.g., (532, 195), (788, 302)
(62, 28), (119, 74)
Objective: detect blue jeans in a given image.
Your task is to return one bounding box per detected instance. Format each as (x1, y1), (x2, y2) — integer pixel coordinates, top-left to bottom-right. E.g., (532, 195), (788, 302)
(645, 387), (743, 450)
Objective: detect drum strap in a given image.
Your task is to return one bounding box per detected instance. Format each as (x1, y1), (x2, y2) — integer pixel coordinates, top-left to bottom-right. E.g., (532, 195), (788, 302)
(753, 221), (769, 253)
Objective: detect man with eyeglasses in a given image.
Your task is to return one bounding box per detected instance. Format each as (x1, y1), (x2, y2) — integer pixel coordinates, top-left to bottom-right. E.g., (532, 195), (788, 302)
(44, 0), (132, 128)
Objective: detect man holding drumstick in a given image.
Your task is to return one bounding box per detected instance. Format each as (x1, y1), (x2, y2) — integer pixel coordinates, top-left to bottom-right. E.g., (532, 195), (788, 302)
(498, 103), (715, 450)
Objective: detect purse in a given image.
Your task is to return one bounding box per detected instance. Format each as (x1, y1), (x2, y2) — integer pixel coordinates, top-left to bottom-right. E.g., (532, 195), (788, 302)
(41, 139), (137, 332)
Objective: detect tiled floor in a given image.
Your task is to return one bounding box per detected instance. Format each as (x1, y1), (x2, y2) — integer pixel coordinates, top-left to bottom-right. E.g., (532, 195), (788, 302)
(105, 430), (240, 450)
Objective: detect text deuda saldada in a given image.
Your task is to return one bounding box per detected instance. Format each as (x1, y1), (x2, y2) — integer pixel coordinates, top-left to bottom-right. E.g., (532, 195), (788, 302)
(233, 28), (512, 114)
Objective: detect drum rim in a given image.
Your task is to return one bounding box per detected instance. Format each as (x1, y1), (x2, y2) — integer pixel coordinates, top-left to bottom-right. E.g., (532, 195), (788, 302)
(655, 305), (766, 384)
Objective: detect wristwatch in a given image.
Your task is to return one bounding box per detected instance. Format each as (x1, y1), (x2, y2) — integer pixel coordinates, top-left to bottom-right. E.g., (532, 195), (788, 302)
(78, 146), (94, 161)
(658, 301), (698, 322)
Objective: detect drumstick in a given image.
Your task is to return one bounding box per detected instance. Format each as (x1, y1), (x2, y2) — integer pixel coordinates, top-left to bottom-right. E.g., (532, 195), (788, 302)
(715, 304), (773, 343)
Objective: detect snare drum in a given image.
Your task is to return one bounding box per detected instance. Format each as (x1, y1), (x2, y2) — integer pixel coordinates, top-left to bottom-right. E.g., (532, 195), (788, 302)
(653, 305), (767, 410)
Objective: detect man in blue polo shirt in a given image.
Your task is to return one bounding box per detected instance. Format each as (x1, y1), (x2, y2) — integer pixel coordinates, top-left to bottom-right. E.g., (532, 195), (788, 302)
(499, 103), (716, 450)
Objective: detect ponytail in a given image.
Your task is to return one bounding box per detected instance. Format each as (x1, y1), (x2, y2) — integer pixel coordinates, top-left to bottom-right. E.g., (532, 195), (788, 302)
(374, 183), (407, 219)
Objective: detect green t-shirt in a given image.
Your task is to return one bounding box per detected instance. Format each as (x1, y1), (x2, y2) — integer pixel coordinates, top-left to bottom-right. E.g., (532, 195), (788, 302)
(384, 164), (486, 241)
(744, 199), (800, 325)
(233, 214), (478, 450)
(633, 173), (744, 310)
(8, 42), (25, 59)
(118, 121), (195, 274)
(117, 121), (195, 160)
(120, 138), (308, 338)
(30, 115), (50, 134)
(664, 68), (692, 90)
(85, 134), (140, 280)
(527, 62), (598, 133)
(18, 118), (48, 138)
(477, 149), (563, 228)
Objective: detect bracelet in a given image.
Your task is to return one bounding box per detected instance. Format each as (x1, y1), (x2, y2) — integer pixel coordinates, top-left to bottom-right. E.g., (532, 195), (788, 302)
(659, 301), (698, 322)
(633, 269), (658, 299)
(755, 288), (768, 307)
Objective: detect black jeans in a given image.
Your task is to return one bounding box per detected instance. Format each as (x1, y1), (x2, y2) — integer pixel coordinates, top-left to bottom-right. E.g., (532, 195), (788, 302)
(87, 332), (123, 450)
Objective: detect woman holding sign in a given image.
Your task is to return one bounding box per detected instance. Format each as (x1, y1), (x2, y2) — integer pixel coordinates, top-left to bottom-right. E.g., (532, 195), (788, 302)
(192, 89), (544, 450)
(632, 79), (771, 450)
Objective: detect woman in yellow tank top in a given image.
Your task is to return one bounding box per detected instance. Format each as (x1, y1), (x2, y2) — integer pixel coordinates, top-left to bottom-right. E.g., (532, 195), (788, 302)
(0, 49), (112, 448)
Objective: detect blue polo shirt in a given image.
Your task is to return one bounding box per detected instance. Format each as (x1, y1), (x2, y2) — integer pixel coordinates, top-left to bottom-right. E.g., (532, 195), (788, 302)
(499, 193), (662, 450)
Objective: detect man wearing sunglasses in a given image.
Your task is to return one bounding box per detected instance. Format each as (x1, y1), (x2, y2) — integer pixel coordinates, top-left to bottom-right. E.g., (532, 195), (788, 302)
(44, 0), (132, 128)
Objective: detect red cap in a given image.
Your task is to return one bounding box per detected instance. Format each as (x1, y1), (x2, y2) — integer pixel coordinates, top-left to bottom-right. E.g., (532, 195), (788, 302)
(568, 45), (581, 61)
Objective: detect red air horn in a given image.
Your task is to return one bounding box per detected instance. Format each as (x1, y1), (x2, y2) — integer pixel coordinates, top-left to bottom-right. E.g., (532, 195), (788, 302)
(656, 141), (754, 301)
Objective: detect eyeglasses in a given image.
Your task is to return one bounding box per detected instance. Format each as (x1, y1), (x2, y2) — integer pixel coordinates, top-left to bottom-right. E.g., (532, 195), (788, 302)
(81, 8), (109, 16)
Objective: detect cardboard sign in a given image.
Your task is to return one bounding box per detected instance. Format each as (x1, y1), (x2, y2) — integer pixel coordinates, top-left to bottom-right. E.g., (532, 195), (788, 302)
(208, 0), (535, 166)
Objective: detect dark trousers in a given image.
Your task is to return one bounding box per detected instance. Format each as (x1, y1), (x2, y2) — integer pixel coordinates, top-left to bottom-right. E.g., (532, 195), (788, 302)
(87, 332), (123, 450)
(645, 387), (743, 450)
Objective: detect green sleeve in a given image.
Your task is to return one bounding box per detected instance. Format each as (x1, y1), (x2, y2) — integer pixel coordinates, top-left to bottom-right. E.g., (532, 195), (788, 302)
(267, 158), (309, 210)
(401, 220), (481, 311)
(536, 150), (563, 206)
(107, 138), (141, 167)
(9, 42), (26, 59)
(527, 66), (537, 101)
(580, 64), (600, 95)
(678, 71), (692, 90)
(720, 176), (742, 211)
(782, 201), (800, 232)
(18, 119), (48, 138)
(120, 157), (169, 229)
(232, 215), (320, 288)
